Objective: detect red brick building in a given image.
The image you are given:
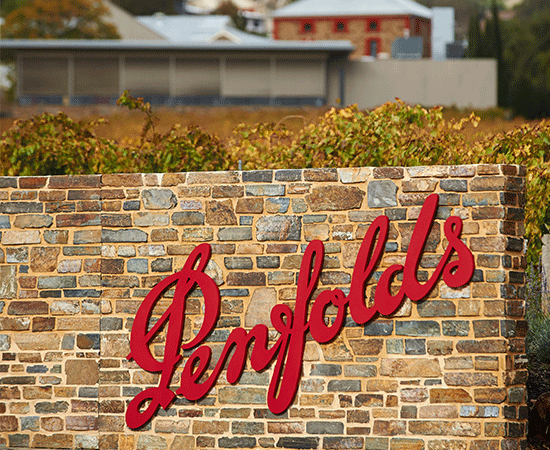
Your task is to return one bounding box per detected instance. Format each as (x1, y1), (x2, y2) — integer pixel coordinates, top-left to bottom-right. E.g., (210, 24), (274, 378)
(272, 0), (432, 59)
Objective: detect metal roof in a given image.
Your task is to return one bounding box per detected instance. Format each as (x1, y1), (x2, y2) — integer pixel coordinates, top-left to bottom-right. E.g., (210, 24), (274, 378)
(136, 15), (271, 45)
(273, 0), (433, 19)
(0, 38), (355, 53)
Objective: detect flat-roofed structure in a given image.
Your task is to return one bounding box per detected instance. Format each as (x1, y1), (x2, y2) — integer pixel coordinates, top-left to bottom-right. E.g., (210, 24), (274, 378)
(0, 39), (353, 106)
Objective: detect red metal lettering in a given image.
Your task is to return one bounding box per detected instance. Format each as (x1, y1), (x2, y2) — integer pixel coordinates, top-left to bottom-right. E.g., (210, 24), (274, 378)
(126, 193), (475, 428)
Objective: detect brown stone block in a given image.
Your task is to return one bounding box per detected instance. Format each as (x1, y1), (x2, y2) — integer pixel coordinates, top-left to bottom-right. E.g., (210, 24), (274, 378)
(99, 370), (130, 384)
(300, 394), (334, 407)
(98, 415), (125, 432)
(57, 317), (98, 331)
(418, 405), (458, 418)
(49, 175), (100, 189)
(0, 317), (30, 331)
(470, 237), (506, 252)
(409, 421), (481, 436)
(160, 173), (186, 186)
(390, 438), (425, 450)
(56, 213), (100, 227)
(373, 420), (406, 436)
(99, 434), (118, 450)
(347, 409), (370, 423)
(443, 372), (497, 386)
(212, 185), (244, 198)
(102, 201), (122, 211)
(101, 214), (131, 227)
(349, 339), (383, 355)
(179, 409), (203, 417)
(65, 359), (99, 385)
(23, 386), (52, 400)
(14, 333), (59, 350)
(75, 198), (103, 210)
(473, 388), (507, 404)
(484, 422), (506, 437)
(472, 206), (505, 220)
(429, 388), (472, 403)
(41, 416), (63, 431)
(67, 189), (101, 200)
(428, 440), (467, 450)
(373, 167), (404, 179)
(268, 422), (304, 433)
(20, 176), (48, 189)
(32, 317), (55, 332)
(66, 415), (98, 430)
(477, 164), (500, 175)
(54, 387), (77, 398)
(19, 289), (38, 299)
(0, 386), (21, 399)
(306, 186), (365, 211)
(187, 171), (239, 185)
(192, 420), (230, 434)
(102, 173), (143, 187)
(83, 258), (101, 273)
(380, 358), (441, 378)
(484, 300), (505, 317)
(470, 176), (506, 191)
(19, 276), (37, 289)
(0, 415), (17, 431)
(456, 340), (506, 353)
(8, 300), (48, 315)
(227, 272), (266, 286)
(235, 198), (264, 214)
(30, 247), (60, 272)
(39, 190), (66, 202)
(71, 399), (98, 413)
(151, 228), (178, 241)
(32, 433), (74, 449)
(45, 201), (75, 213)
(266, 243), (298, 253)
(303, 168), (337, 182)
(100, 259), (124, 274)
(206, 200), (237, 225)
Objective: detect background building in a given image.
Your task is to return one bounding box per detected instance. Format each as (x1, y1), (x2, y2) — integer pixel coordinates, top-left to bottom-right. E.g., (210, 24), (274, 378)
(272, 0), (432, 59)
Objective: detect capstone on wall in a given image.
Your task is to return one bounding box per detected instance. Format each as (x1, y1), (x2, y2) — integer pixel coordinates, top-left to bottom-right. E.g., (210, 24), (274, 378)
(0, 165), (526, 450)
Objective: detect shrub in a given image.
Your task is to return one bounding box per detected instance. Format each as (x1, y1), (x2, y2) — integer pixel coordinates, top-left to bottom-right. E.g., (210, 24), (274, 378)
(2, 94), (550, 259)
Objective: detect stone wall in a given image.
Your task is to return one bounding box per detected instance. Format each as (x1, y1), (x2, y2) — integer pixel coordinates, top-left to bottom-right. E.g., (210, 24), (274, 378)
(0, 165), (527, 450)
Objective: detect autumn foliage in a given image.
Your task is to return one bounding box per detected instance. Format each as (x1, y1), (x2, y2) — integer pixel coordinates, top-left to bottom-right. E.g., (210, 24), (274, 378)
(2, 0), (120, 39)
(1, 92), (549, 259)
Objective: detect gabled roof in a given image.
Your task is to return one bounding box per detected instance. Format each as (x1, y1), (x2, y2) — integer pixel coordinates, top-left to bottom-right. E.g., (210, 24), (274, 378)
(273, 0), (433, 19)
(136, 15), (270, 44)
(102, 0), (166, 40)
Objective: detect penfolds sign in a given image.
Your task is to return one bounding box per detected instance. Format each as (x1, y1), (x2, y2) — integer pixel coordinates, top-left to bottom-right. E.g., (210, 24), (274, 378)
(125, 193), (475, 429)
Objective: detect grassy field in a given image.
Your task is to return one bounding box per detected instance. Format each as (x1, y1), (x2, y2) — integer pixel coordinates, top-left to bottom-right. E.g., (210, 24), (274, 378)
(0, 103), (541, 147)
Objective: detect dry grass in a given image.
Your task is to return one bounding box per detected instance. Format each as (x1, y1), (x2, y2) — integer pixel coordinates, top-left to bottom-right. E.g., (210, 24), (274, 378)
(0, 103), (540, 147)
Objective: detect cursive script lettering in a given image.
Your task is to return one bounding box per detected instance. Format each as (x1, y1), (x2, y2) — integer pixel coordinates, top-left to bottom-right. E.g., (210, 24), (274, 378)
(126, 193), (475, 428)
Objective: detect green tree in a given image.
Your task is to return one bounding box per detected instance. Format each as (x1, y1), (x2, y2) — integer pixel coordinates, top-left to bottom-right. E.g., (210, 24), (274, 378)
(2, 0), (120, 39)
(0, 0), (27, 17)
(211, 0), (246, 32)
(467, 14), (483, 57)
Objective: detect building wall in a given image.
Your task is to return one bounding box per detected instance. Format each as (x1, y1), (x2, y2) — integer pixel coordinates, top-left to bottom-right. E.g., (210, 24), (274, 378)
(0, 165), (526, 449)
(16, 51), (328, 105)
(273, 15), (430, 59)
(328, 59), (497, 109)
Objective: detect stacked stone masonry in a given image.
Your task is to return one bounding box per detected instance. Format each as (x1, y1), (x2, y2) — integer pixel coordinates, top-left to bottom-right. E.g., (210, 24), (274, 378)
(0, 165), (526, 450)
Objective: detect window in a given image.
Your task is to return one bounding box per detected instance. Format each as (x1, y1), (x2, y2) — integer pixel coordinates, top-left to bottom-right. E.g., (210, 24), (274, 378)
(368, 20), (379, 31)
(333, 19), (348, 33)
(301, 20), (315, 33)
